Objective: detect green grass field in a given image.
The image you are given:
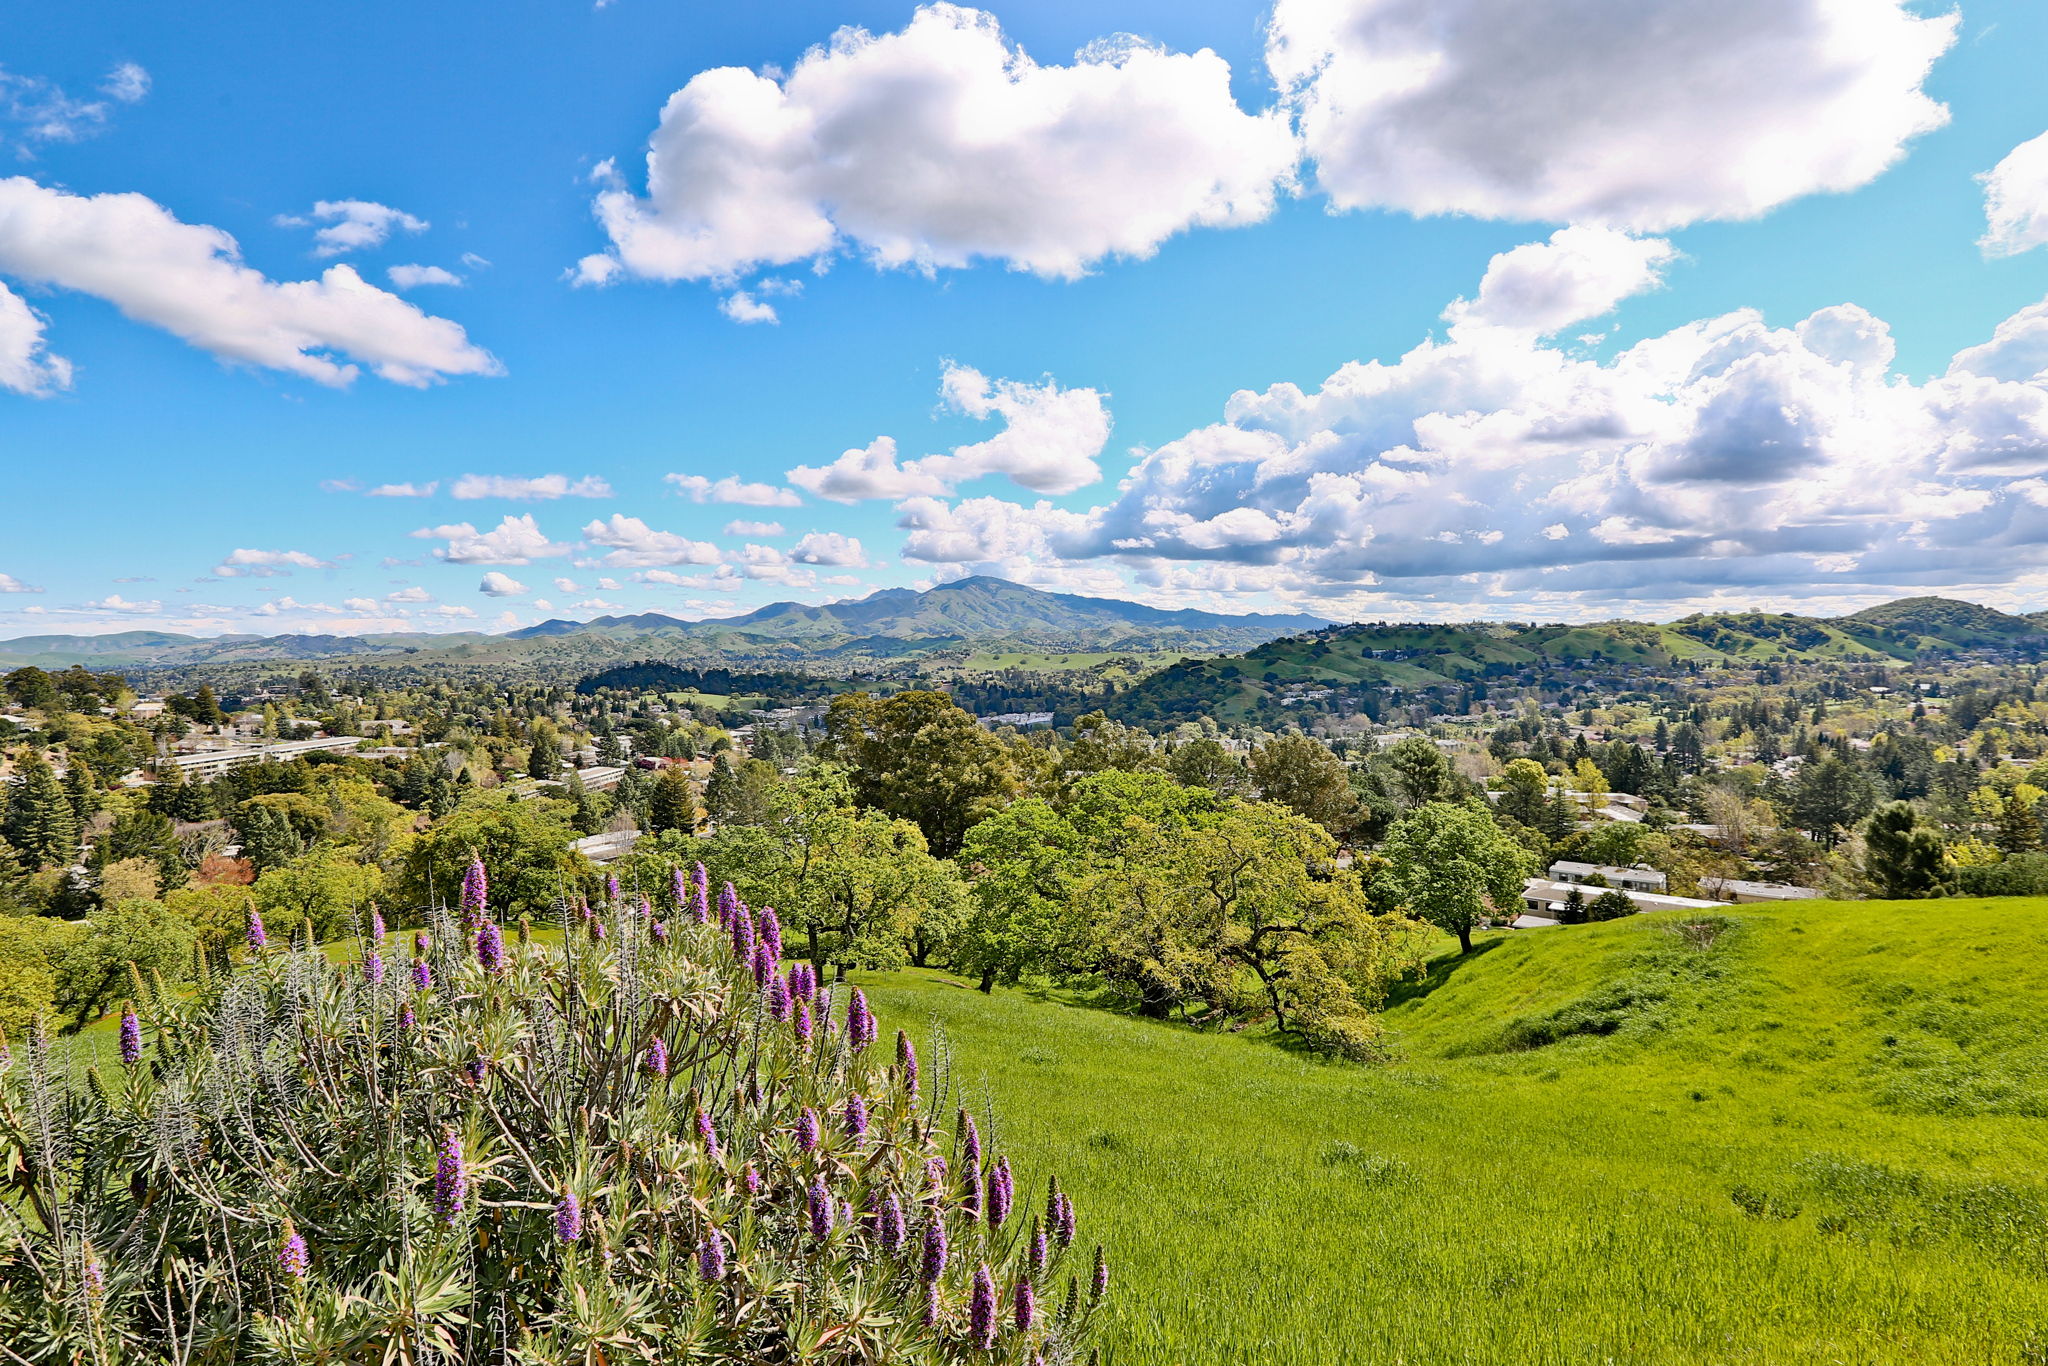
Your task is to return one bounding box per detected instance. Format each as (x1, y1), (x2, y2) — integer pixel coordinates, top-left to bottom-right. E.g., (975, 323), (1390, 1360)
(858, 900), (2048, 1364)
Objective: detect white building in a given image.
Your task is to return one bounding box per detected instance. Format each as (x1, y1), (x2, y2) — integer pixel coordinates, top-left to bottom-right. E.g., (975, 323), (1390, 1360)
(1547, 861), (1668, 894)
(158, 735), (363, 780)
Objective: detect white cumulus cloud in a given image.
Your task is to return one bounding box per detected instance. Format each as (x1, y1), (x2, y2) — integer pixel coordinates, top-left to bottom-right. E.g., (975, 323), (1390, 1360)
(388, 263), (463, 289)
(0, 178), (500, 387)
(414, 514), (571, 565)
(580, 514), (720, 567)
(574, 3), (1297, 286)
(792, 531), (868, 566)
(790, 364), (1110, 500)
(1443, 227), (1678, 336)
(1267, 0), (1956, 231)
(1981, 130), (2048, 259)
(451, 473), (614, 501)
(723, 519), (785, 537)
(478, 571), (530, 597)
(0, 572), (42, 593)
(282, 200), (430, 257)
(665, 473), (802, 507)
(0, 280), (70, 395)
(214, 548), (331, 577)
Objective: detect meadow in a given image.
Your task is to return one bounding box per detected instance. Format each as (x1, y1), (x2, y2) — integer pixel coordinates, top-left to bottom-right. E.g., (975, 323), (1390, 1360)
(858, 900), (2048, 1364)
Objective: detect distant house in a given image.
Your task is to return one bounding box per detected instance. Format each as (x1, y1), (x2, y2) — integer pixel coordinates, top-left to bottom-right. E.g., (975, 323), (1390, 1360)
(1548, 861), (1668, 894)
(571, 830), (642, 864)
(1520, 877), (1721, 918)
(1700, 877), (1824, 904)
(978, 711), (1054, 729)
(159, 734), (363, 780)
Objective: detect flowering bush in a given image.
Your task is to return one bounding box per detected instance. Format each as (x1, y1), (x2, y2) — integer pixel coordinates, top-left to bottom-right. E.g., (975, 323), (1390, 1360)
(0, 860), (1106, 1363)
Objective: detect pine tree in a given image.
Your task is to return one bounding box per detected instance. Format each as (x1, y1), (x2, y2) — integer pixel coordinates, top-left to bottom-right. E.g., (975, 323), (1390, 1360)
(63, 762), (97, 829)
(2, 750), (79, 869)
(703, 754), (738, 826)
(1558, 885), (1588, 925)
(1864, 802), (1949, 899)
(649, 766), (696, 835)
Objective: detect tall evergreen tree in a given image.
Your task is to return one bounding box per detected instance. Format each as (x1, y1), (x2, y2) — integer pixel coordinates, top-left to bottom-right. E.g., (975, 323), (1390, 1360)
(1863, 802), (1949, 899)
(2, 750), (79, 869)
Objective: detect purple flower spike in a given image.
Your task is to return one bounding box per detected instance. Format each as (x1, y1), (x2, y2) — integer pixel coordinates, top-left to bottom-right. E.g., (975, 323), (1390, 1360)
(794, 1000), (813, 1046)
(921, 1216), (948, 1279)
(399, 1004), (416, 1030)
(969, 1264), (997, 1350)
(119, 1005), (141, 1066)
(555, 1190), (583, 1244)
(744, 1163), (763, 1197)
(988, 1158), (1012, 1227)
(1090, 1245), (1108, 1301)
(279, 1227), (309, 1280)
(432, 1128), (467, 1224)
(880, 1192), (906, 1255)
(1057, 1195), (1076, 1248)
(644, 1037), (669, 1078)
(370, 908), (386, 942)
(246, 905), (267, 952)
(651, 919), (669, 945)
(758, 907), (783, 960)
(960, 1112), (982, 1170)
(589, 917), (607, 942)
(797, 1106), (820, 1153)
(413, 958), (433, 992)
(605, 874), (621, 903)
(962, 1171), (982, 1222)
(898, 1030), (919, 1100)
(808, 1178), (834, 1241)
(414, 930), (430, 955)
(671, 865), (688, 913)
(922, 1279), (942, 1329)
(81, 1248), (103, 1296)
(765, 973), (792, 1021)
(476, 920), (506, 974)
(694, 860), (709, 895)
(464, 1051), (489, 1087)
(637, 894), (652, 920)
(364, 949), (385, 987)
(695, 1107), (722, 1162)
(926, 1157), (948, 1203)
(750, 939), (773, 986)
(729, 903), (754, 961)
(844, 1093), (869, 1140)
(697, 1229), (727, 1281)
(847, 988), (876, 1052)
(717, 882), (738, 927)
(460, 856), (488, 930)
(1015, 1277), (1036, 1334)
(1029, 1223), (1048, 1275)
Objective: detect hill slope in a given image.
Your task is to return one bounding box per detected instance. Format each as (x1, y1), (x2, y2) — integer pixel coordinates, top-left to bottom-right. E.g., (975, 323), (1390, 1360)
(1113, 594), (2048, 723)
(858, 899), (2048, 1364)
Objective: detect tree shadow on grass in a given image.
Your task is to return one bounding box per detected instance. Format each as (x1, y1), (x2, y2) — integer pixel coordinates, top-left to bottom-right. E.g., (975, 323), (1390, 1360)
(1382, 937), (1504, 1011)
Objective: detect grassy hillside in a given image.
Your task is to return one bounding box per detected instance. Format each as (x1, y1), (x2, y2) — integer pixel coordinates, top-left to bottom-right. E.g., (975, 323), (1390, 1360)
(858, 900), (2048, 1364)
(1111, 596), (2048, 722)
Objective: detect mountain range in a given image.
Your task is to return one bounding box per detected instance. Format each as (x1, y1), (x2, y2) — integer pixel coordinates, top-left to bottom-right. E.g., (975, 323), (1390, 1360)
(0, 578), (1328, 672)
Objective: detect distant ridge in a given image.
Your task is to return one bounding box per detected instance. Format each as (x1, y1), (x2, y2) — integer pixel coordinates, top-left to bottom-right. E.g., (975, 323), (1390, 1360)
(1109, 595), (2048, 724)
(0, 577), (1327, 670)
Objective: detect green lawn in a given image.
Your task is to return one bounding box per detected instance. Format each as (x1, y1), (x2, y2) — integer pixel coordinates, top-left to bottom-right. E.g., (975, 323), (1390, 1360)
(856, 900), (2048, 1365)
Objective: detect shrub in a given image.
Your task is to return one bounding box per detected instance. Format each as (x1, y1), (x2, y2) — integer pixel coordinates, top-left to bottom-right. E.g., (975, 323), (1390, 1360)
(0, 867), (1106, 1362)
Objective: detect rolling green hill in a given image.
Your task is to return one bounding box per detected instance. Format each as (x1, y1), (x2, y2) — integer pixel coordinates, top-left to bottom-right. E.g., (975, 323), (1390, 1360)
(1112, 595), (2048, 723)
(858, 899), (2048, 1364)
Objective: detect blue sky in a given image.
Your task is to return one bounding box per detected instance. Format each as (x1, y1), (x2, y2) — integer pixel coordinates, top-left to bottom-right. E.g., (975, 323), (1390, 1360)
(3, 0), (2048, 638)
